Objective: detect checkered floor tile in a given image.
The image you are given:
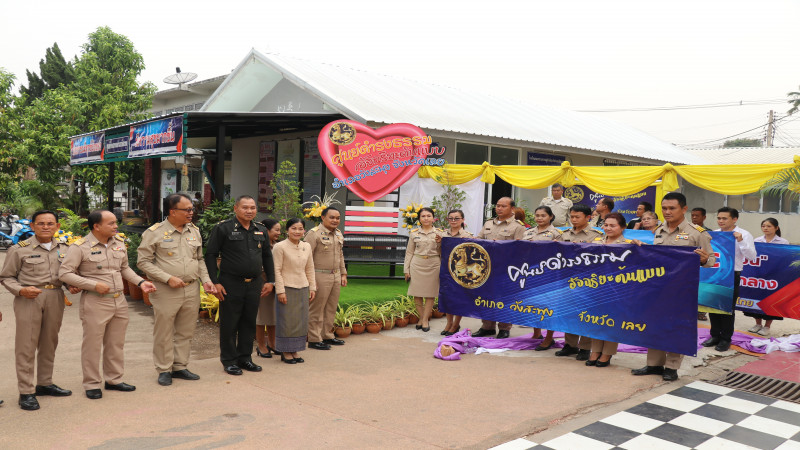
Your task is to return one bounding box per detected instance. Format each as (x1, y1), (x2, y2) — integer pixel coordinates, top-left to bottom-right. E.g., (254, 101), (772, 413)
(491, 381), (800, 450)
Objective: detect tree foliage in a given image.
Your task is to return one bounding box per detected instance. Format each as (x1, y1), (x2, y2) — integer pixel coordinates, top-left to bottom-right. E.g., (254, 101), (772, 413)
(722, 138), (762, 148)
(430, 169), (467, 227)
(1, 27), (156, 214)
(788, 85), (800, 116)
(269, 160), (304, 228)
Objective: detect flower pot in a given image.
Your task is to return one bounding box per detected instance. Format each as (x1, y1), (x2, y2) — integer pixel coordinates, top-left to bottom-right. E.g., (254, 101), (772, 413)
(408, 315), (419, 324)
(351, 323), (366, 335)
(334, 326), (352, 338)
(128, 280), (143, 300)
(365, 322), (381, 334)
(395, 316), (409, 328)
(199, 310), (209, 319)
(431, 309), (445, 318)
(382, 318), (395, 330)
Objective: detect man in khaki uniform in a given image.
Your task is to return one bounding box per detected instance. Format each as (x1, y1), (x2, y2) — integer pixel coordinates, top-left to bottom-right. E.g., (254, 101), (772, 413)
(0, 210), (80, 411)
(473, 197), (526, 339)
(305, 207), (348, 350)
(138, 194), (217, 386)
(632, 192), (714, 381)
(59, 210), (156, 399)
(539, 184), (573, 227)
(556, 204), (604, 360)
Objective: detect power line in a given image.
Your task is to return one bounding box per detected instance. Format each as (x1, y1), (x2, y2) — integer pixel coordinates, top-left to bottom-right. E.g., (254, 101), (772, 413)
(676, 113), (793, 147)
(578, 99), (786, 113)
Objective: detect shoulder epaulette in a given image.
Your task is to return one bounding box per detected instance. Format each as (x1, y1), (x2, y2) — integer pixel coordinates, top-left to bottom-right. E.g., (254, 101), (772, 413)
(592, 236), (603, 242)
(623, 238), (633, 244)
(690, 223), (707, 232)
(516, 219), (525, 226)
(114, 235), (125, 241)
(148, 223), (160, 231)
(17, 240), (30, 247)
(74, 237), (86, 245)
(410, 228), (419, 233)
(188, 222), (197, 228)
(218, 218), (231, 224)
(310, 226), (319, 232)
(555, 228), (563, 234)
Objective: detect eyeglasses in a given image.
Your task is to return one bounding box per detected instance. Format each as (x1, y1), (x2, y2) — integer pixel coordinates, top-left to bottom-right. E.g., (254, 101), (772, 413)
(173, 207), (195, 213)
(447, 217), (463, 221)
(34, 222), (57, 227)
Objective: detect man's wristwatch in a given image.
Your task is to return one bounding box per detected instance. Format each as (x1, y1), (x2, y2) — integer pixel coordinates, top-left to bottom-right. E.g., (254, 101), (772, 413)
(138, 280), (145, 287)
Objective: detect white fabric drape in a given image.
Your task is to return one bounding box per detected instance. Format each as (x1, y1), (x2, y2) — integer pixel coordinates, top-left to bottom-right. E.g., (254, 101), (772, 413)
(397, 174), (485, 236)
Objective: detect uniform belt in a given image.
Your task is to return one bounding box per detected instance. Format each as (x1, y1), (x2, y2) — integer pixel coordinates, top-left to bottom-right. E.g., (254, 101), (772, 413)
(97, 291), (124, 298)
(414, 254), (440, 259)
(221, 273), (259, 283)
(314, 269), (340, 274)
(182, 279), (196, 284)
(35, 284), (63, 289)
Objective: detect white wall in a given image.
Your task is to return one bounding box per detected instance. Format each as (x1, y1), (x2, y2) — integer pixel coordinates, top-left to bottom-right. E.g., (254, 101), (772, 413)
(230, 136), (261, 202)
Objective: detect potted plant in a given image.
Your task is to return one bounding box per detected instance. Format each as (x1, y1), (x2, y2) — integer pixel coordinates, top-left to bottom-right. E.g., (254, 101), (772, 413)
(333, 307), (352, 339)
(348, 305), (366, 334)
(362, 304), (385, 334)
(379, 302), (396, 330)
(431, 298), (445, 318)
(398, 295), (419, 324)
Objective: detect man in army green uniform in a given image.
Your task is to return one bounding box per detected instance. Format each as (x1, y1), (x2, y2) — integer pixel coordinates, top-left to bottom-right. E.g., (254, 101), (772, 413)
(556, 203), (604, 361)
(305, 207), (348, 350)
(631, 192), (714, 381)
(472, 197), (526, 339)
(138, 194), (217, 386)
(0, 210), (80, 410)
(204, 195), (274, 376)
(59, 210), (156, 399)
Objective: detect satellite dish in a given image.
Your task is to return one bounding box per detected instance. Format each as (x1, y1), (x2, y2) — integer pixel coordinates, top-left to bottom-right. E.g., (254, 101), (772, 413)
(163, 67), (197, 86)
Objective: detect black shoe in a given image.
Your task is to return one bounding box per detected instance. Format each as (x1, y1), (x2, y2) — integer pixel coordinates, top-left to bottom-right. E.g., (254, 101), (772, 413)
(157, 372), (172, 386)
(416, 324), (422, 330)
(576, 349), (591, 361)
(702, 336), (721, 347)
(472, 328), (496, 338)
(294, 357), (305, 363)
(440, 330), (448, 335)
(171, 369), (200, 381)
(662, 368), (679, 381)
(555, 344), (579, 357)
(19, 394), (39, 411)
(267, 346), (280, 356)
(421, 326), (430, 332)
(239, 360), (262, 372)
(85, 389), (102, 399)
(256, 347), (273, 358)
(35, 384), (72, 397)
(323, 338), (345, 346)
(0, 399), (3, 406)
(535, 341), (554, 351)
(585, 359), (597, 366)
(309, 342), (331, 350)
(224, 365), (243, 375)
(596, 356), (613, 368)
(631, 365), (664, 376)
(281, 354), (297, 364)
(715, 340), (731, 352)
(496, 330), (510, 339)
(104, 382), (136, 392)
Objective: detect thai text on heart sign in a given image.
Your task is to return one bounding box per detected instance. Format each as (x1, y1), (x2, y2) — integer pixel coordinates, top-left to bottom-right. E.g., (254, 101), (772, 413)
(317, 120), (445, 202)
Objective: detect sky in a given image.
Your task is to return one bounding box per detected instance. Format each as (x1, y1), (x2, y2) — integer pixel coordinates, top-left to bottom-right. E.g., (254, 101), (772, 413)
(2, 0), (799, 148)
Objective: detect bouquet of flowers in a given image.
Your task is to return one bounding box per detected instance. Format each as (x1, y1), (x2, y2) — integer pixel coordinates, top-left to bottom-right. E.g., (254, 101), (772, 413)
(400, 202), (435, 229)
(302, 192), (341, 225)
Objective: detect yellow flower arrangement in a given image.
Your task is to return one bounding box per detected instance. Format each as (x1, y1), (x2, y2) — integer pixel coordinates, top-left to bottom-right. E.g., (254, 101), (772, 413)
(399, 203), (436, 228)
(302, 192), (341, 224)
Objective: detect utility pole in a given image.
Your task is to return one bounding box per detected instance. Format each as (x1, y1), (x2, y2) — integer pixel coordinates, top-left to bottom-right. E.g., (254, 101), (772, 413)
(766, 110), (774, 147)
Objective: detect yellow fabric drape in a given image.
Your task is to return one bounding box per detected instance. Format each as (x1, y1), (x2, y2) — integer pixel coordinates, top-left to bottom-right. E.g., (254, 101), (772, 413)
(418, 157), (799, 196)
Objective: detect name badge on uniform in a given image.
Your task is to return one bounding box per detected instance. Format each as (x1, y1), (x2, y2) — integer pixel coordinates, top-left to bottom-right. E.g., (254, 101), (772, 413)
(230, 232), (241, 237)
(91, 250), (102, 255)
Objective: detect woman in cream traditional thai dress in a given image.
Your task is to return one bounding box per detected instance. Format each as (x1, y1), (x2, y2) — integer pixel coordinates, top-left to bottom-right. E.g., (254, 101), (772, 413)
(404, 207), (442, 332)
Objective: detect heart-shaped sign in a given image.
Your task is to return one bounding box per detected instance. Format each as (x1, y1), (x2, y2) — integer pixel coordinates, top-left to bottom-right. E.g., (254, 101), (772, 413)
(317, 120), (434, 202)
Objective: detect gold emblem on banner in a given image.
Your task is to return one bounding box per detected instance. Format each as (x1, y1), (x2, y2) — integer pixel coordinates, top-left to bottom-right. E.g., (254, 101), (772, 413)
(449, 242), (490, 289)
(328, 122), (356, 145)
(564, 186), (584, 202)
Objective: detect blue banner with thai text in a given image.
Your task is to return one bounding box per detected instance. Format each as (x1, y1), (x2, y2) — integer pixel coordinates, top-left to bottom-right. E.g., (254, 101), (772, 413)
(128, 116), (183, 159)
(439, 238), (700, 355)
(563, 185), (657, 224)
(738, 242), (800, 319)
(622, 229), (736, 313)
(69, 132), (104, 165)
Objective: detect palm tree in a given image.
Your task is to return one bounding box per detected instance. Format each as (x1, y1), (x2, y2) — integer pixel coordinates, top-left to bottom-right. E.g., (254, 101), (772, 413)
(789, 86), (800, 115)
(761, 167), (800, 200)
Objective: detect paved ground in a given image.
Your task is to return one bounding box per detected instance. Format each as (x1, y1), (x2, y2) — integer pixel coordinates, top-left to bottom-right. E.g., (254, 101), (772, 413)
(0, 252), (797, 449)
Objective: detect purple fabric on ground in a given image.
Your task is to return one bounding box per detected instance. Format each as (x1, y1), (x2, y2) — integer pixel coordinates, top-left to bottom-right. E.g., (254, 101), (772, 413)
(434, 327), (770, 360)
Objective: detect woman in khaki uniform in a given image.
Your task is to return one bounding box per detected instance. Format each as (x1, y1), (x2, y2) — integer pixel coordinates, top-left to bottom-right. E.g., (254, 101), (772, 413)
(523, 206), (563, 350)
(255, 219), (281, 358)
(441, 209), (472, 336)
(404, 207), (441, 332)
(587, 213), (633, 367)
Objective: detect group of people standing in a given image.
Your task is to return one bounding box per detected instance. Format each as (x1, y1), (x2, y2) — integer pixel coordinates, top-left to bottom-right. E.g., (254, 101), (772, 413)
(0, 194), (349, 410)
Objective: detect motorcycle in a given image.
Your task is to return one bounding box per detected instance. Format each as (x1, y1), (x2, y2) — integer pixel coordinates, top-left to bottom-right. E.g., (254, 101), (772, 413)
(0, 216), (34, 249)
